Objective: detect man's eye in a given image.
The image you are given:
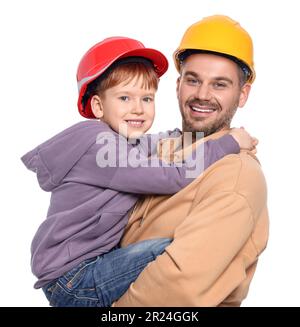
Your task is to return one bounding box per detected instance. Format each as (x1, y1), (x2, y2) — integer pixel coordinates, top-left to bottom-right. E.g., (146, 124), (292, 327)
(186, 78), (198, 85)
(119, 96), (129, 101)
(214, 83), (227, 88)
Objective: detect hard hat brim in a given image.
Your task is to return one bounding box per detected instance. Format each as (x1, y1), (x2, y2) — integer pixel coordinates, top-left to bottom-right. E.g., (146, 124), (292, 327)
(78, 47), (168, 119)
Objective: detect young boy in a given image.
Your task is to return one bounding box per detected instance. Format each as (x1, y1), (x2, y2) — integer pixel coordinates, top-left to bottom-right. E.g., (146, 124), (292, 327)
(21, 36), (256, 307)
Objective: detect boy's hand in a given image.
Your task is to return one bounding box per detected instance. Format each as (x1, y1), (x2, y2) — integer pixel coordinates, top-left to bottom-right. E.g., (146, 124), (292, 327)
(229, 127), (258, 151)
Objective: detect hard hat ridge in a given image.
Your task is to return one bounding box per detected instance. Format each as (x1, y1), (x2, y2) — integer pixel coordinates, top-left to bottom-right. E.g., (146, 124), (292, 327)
(77, 36), (168, 119)
(173, 15), (255, 83)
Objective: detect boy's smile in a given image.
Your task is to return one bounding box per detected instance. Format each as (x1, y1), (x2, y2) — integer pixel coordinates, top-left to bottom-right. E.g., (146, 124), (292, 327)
(92, 76), (156, 138)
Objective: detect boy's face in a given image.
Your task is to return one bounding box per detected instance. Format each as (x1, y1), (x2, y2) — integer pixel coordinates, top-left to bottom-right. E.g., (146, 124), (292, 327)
(94, 76), (156, 138)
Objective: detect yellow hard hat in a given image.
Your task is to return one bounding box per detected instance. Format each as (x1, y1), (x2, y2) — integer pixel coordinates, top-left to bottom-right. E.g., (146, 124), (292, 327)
(173, 15), (255, 83)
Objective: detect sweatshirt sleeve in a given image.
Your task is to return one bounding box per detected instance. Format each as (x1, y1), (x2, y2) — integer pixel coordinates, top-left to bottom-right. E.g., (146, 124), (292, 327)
(113, 191), (254, 306)
(75, 133), (240, 195)
(137, 128), (182, 157)
(20, 121), (109, 191)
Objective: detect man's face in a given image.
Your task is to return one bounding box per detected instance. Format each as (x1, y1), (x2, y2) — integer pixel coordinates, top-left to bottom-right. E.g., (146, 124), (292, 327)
(176, 53), (251, 136)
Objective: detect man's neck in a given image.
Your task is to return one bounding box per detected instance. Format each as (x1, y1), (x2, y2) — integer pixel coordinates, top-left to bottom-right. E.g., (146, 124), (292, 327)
(182, 127), (230, 143)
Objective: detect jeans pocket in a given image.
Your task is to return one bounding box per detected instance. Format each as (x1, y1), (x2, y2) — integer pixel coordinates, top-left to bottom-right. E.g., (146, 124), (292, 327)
(61, 257), (98, 290)
(42, 280), (57, 303)
(49, 257), (100, 306)
(48, 282), (63, 306)
(42, 280), (68, 307)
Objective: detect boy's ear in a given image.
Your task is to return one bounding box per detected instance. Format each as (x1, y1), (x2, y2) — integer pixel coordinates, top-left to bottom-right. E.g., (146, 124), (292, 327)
(90, 95), (104, 118)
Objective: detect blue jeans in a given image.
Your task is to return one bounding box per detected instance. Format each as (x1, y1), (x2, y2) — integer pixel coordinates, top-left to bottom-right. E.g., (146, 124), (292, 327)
(42, 238), (171, 307)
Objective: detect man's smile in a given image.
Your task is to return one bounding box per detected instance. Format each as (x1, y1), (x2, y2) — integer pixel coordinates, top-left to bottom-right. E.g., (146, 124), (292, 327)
(188, 102), (219, 118)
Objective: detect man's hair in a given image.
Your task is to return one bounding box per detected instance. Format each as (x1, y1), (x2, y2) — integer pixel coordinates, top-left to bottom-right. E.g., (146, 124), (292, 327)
(178, 50), (250, 87)
(82, 58), (159, 108)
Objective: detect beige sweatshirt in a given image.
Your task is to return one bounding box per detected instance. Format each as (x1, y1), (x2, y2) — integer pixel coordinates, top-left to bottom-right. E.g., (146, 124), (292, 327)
(113, 130), (269, 306)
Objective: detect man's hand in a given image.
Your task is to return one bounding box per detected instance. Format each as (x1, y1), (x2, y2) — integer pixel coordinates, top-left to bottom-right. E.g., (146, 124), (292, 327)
(229, 127), (258, 152)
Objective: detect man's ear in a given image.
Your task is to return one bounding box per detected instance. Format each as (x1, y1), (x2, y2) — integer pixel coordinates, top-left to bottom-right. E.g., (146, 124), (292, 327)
(90, 95), (104, 118)
(238, 83), (251, 108)
(176, 77), (181, 99)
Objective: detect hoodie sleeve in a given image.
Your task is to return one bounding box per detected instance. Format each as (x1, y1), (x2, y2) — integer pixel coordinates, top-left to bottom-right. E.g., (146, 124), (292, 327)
(20, 121), (106, 191)
(137, 128), (182, 157)
(70, 132), (240, 195)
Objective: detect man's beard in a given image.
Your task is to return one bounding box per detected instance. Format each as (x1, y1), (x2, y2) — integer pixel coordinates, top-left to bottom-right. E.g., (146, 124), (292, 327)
(180, 99), (238, 137)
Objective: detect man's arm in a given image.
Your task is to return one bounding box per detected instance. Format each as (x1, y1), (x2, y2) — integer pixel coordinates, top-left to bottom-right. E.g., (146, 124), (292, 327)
(113, 190), (255, 306)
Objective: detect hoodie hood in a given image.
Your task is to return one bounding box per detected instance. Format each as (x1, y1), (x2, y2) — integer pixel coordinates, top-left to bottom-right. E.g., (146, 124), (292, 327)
(21, 120), (110, 191)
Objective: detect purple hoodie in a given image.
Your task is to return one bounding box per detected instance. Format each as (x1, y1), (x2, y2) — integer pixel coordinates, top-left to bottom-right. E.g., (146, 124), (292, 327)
(21, 120), (239, 288)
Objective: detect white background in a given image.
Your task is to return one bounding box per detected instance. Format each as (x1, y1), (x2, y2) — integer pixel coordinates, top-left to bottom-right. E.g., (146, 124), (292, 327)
(0, 0), (299, 307)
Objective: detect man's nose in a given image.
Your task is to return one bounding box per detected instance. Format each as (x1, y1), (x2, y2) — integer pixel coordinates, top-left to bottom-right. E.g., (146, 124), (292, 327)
(197, 84), (211, 101)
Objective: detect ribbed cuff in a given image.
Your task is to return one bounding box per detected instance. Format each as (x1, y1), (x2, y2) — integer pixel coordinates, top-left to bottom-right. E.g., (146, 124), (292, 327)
(217, 134), (240, 155)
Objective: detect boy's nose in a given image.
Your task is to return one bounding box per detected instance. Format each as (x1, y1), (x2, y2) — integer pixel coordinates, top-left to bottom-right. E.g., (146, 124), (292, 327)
(131, 101), (144, 114)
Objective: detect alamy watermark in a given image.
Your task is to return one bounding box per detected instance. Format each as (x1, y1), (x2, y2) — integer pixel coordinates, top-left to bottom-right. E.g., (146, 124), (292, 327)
(95, 130), (205, 178)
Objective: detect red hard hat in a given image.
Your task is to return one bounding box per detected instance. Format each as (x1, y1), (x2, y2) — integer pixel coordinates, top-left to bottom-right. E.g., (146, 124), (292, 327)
(77, 36), (169, 119)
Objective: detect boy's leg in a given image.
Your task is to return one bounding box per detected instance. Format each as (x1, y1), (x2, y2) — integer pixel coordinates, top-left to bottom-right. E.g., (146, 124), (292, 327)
(93, 238), (171, 307)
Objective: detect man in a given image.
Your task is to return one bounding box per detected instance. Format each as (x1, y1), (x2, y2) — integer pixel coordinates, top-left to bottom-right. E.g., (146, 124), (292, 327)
(113, 15), (269, 306)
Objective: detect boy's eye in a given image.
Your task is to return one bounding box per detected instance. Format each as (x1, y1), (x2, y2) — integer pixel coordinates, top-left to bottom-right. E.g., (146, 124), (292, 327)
(143, 96), (153, 103)
(119, 96), (129, 101)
